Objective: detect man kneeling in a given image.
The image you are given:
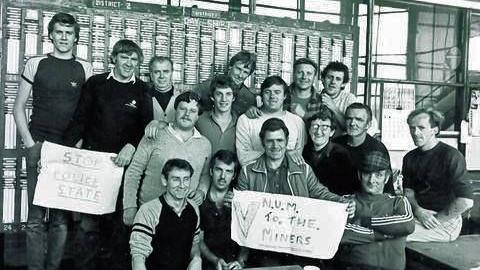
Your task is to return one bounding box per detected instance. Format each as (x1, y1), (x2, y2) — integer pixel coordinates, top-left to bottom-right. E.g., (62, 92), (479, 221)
(337, 151), (414, 270)
(130, 159), (202, 270)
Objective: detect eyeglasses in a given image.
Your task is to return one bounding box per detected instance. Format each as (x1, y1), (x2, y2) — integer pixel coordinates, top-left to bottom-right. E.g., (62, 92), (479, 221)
(310, 124), (331, 131)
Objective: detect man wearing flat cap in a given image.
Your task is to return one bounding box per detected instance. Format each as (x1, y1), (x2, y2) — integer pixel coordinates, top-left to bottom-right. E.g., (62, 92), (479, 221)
(337, 150), (414, 270)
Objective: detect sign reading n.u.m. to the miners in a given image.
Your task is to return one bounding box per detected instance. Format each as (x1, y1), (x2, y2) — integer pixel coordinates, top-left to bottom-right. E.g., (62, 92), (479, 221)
(231, 190), (348, 259)
(33, 142), (124, 215)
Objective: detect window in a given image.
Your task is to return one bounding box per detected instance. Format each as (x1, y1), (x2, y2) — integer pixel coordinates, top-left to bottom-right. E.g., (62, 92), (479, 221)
(305, 0), (341, 23)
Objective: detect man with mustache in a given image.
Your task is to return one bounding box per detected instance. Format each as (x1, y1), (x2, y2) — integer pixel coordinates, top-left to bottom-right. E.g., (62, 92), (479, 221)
(236, 75), (306, 166)
(333, 103), (392, 193)
(194, 50), (258, 115)
(196, 75), (238, 153)
(63, 39), (150, 270)
(123, 91), (211, 226)
(403, 108), (473, 242)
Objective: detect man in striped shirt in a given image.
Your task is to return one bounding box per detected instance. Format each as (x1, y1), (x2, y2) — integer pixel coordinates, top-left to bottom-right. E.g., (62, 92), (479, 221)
(130, 159), (201, 270)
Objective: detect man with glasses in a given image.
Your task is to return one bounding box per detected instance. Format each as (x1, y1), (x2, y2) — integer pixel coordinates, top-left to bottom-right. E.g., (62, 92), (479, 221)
(303, 105), (356, 195)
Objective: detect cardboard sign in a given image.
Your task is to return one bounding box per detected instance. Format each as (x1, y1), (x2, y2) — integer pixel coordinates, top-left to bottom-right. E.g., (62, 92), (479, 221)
(33, 142), (124, 215)
(231, 190), (348, 259)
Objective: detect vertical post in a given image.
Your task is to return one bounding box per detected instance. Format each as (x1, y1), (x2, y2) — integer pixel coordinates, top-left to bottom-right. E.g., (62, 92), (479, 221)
(364, 0), (375, 106)
(298, 0), (305, 21)
(249, 0), (255, 14)
(458, 9), (471, 155)
(229, 0), (241, 13)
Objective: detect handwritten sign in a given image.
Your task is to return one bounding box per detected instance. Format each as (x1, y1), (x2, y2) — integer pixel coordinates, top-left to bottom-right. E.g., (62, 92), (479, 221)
(231, 190), (348, 259)
(33, 142), (124, 215)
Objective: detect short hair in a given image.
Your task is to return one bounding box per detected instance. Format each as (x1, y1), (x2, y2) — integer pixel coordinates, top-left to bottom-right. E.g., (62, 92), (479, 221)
(48, 13), (80, 43)
(110, 39), (144, 64)
(259, 118), (289, 142)
(346, 102), (373, 123)
(161, 158), (194, 178)
(260, 75), (291, 109)
(229, 50), (256, 74)
(306, 105), (337, 131)
(148, 56), (173, 72)
(321, 61), (350, 84)
(293, 58), (318, 75)
(209, 74), (236, 98)
(174, 91), (203, 114)
(407, 108), (444, 134)
(210, 150), (240, 186)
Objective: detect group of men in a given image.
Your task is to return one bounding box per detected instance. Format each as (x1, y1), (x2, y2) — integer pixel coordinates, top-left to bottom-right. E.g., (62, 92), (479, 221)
(14, 12), (474, 270)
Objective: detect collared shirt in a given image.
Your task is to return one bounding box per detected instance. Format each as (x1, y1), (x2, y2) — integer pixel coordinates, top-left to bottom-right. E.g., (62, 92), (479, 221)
(265, 158), (291, 195)
(167, 123), (204, 142)
(106, 69), (136, 83)
(196, 111), (238, 153)
(288, 84), (322, 120)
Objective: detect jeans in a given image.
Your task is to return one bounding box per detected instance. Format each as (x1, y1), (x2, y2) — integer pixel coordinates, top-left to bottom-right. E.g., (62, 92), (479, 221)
(26, 142), (68, 270)
(73, 211), (131, 270)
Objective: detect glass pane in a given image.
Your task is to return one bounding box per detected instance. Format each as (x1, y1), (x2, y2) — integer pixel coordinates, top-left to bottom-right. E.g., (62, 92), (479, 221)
(414, 85), (458, 130)
(305, 12), (340, 24)
(469, 14), (480, 82)
(305, 0), (340, 13)
(257, 0), (297, 9)
(414, 6), (462, 83)
(180, 0), (228, 11)
(255, 6), (297, 19)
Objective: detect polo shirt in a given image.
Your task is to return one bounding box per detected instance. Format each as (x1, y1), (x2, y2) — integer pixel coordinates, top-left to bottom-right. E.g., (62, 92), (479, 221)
(195, 111), (238, 153)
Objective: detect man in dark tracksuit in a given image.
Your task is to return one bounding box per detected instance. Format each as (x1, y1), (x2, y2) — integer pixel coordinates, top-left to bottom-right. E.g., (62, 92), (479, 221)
(63, 39), (150, 270)
(338, 150), (415, 270)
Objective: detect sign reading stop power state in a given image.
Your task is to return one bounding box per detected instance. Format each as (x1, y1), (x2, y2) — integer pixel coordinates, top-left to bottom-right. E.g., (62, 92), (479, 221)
(33, 142), (124, 215)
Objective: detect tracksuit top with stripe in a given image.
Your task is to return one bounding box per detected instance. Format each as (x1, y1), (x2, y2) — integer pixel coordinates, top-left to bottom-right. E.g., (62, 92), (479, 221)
(339, 193), (415, 270)
(130, 195), (200, 270)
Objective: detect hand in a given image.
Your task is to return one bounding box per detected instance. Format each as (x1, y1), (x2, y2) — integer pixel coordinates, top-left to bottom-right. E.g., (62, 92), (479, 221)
(245, 106), (263, 119)
(227, 260), (243, 270)
(188, 190), (205, 206)
(291, 103), (306, 118)
(123, 207), (138, 226)
(187, 256), (202, 270)
(112, 144), (135, 167)
(144, 120), (167, 139)
(321, 93), (337, 111)
(415, 207), (440, 229)
(216, 258), (228, 270)
(287, 150), (304, 165)
(224, 190), (234, 208)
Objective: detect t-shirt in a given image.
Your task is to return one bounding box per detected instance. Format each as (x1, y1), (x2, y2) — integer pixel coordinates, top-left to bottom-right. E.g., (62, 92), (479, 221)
(402, 142), (472, 212)
(21, 54), (92, 143)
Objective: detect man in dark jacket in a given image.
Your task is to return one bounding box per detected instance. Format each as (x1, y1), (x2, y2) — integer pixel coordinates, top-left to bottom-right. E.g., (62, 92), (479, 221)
(237, 118), (355, 268)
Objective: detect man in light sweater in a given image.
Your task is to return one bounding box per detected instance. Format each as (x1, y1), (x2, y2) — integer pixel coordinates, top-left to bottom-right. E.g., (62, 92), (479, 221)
(236, 75), (306, 166)
(123, 91), (212, 226)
